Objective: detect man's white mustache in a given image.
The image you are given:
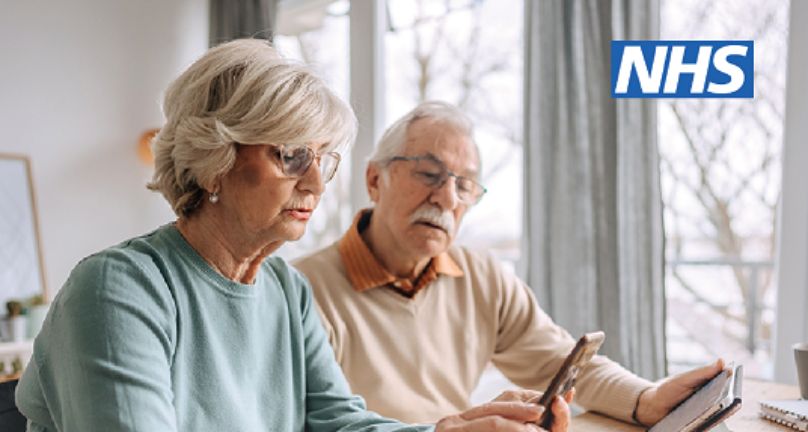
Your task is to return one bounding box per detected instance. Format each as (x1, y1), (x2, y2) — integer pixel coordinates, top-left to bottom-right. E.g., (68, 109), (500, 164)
(409, 206), (455, 233)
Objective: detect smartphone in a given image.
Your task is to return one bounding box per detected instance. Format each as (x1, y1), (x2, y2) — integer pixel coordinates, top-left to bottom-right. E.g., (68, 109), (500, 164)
(535, 331), (605, 429)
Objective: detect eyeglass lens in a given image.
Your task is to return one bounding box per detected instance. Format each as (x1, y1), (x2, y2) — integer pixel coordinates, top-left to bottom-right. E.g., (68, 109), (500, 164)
(319, 154), (339, 182)
(281, 147), (312, 177)
(279, 146), (340, 183)
(412, 159), (482, 204)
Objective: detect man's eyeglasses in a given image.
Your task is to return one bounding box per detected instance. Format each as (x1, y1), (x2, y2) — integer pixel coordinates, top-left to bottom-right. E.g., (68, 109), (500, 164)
(389, 156), (487, 205)
(273, 145), (341, 183)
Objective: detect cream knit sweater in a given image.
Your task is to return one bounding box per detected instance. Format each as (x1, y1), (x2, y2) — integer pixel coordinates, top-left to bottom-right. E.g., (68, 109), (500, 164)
(295, 242), (653, 424)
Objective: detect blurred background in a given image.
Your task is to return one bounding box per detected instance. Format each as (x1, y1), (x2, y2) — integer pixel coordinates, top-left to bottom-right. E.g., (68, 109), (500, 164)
(0, 0), (803, 386)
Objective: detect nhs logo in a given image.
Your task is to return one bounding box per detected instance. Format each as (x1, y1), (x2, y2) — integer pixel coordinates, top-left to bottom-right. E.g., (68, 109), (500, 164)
(611, 41), (753, 98)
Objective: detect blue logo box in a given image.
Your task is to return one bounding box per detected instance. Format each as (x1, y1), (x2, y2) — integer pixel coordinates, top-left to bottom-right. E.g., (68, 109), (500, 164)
(611, 40), (753, 98)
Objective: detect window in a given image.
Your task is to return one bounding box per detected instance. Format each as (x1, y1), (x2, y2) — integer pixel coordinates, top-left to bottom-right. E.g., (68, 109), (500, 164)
(659, 0), (788, 378)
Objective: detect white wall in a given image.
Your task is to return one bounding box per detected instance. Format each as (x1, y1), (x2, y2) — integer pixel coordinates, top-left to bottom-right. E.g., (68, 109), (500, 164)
(773, 0), (808, 385)
(0, 0), (208, 297)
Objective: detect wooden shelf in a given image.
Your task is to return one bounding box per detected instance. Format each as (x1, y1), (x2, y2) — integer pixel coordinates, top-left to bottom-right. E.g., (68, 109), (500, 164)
(0, 340), (33, 383)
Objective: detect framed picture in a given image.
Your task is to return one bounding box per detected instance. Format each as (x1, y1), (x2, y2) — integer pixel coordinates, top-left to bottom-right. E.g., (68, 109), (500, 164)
(0, 154), (47, 315)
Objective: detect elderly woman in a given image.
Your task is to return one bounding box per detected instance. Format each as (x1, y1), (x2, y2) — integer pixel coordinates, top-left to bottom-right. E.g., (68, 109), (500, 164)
(15, 39), (569, 432)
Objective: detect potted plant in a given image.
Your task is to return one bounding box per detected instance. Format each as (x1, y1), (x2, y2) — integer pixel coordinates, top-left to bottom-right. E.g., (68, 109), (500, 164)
(5, 300), (27, 342)
(26, 294), (50, 340)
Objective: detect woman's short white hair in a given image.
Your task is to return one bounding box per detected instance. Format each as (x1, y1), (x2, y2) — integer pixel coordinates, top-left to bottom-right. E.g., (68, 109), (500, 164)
(369, 100), (475, 165)
(147, 38), (357, 218)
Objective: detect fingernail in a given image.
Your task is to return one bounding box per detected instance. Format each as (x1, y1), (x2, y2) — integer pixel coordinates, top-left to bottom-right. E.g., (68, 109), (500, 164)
(528, 404), (545, 415)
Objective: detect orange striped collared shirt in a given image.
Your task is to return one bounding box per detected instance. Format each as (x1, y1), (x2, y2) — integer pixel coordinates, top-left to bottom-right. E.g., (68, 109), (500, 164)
(338, 209), (463, 298)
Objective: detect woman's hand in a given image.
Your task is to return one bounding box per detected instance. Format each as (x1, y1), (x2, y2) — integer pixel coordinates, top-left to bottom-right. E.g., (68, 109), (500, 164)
(492, 388), (575, 405)
(434, 393), (572, 432)
(492, 389), (545, 403)
(546, 396), (572, 431)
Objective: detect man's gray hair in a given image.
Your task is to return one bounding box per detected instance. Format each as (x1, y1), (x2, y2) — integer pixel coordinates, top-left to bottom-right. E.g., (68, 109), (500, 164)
(368, 100), (475, 165)
(147, 39), (357, 218)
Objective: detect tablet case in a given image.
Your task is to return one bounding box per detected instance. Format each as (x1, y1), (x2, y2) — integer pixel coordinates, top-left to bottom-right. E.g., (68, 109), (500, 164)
(694, 367), (742, 432)
(647, 363), (743, 432)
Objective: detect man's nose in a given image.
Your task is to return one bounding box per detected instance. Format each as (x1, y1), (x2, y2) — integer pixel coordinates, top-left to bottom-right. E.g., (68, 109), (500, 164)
(429, 177), (460, 211)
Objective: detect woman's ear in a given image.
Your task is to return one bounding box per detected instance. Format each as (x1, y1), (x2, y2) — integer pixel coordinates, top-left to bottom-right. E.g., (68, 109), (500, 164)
(202, 176), (222, 197)
(203, 182), (218, 195)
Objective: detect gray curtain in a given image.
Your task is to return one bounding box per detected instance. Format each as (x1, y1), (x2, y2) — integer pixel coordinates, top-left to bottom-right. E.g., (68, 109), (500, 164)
(522, 0), (666, 380)
(210, 0), (277, 46)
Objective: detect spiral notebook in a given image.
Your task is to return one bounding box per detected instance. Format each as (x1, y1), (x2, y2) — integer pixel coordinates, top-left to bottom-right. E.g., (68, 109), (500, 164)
(759, 400), (808, 431)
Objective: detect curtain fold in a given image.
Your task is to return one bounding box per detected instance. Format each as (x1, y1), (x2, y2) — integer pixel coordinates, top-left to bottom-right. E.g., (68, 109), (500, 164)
(210, 0), (277, 46)
(522, 0), (665, 380)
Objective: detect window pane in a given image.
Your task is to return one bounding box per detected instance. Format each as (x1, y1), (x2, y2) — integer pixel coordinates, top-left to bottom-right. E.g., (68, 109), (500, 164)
(659, 0), (788, 379)
(273, 0), (352, 260)
(385, 0), (524, 271)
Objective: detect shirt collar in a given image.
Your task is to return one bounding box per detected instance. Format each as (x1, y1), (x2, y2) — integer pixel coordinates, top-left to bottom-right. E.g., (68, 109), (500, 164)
(338, 209), (463, 292)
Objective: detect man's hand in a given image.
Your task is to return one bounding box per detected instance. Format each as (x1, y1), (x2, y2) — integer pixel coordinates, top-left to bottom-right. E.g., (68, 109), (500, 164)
(633, 359), (726, 426)
(434, 392), (572, 432)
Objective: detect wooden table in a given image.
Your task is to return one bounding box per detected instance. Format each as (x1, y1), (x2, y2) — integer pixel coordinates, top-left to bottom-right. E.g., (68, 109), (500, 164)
(570, 379), (801, 431)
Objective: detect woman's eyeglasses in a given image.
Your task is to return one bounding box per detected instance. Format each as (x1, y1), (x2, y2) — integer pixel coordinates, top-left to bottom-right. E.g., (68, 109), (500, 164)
(389, 156), (486, 205)
(274, 145), (341, 183)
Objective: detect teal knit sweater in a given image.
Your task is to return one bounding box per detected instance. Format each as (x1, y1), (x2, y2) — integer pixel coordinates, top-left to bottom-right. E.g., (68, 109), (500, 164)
(16, 224), (431, 432)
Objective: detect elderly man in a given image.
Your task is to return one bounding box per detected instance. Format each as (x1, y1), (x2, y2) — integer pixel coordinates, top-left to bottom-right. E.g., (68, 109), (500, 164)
(294, 100), (722, 426)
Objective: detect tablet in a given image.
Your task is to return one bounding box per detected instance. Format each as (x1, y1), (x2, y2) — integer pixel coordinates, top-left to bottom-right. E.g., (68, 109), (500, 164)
(648, 363), (743, 432)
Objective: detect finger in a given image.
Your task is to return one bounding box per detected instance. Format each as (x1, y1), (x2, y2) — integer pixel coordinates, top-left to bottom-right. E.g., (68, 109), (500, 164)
(551, 396), (572, 431)
(683, 359), (726, 390)
(494, 389), (545, 403)
(564, 387), (576, 404)
(459, 401), (545, 423)
(442, 412), (550, 432)
(493, 390), (521, 403)
(671, 359), (725, 389)
(700, 359), (725, 379)
(695, 360), (723, 380)
(526, 422), (543, 432)
(525, 392), (544, 405)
